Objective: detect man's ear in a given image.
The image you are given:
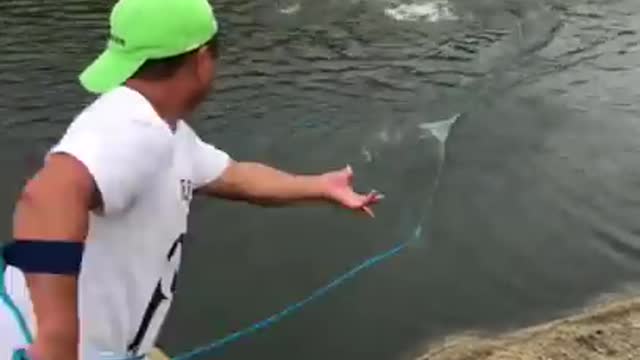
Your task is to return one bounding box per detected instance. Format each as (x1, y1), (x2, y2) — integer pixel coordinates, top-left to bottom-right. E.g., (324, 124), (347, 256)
(195, 46), (216, 81)
(196, 46), (211, 66)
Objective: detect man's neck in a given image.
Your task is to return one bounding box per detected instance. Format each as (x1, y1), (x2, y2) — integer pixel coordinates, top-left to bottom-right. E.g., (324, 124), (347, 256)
(124, 80), (185, 131)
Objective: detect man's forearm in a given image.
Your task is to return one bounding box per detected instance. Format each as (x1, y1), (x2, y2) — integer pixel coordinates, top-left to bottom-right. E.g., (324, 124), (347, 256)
(204, 162), (328, 205)
(23, 274), (79, 360)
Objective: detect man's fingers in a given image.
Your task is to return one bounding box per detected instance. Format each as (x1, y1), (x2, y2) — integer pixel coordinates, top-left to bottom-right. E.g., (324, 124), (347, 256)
(338, 188), (383, 217)
(362, 191), (384, 205)
(355, 191), (383, 218)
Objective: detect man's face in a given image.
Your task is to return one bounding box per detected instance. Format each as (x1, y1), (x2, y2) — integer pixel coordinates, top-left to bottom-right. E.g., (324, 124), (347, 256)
(184, 45), (217, 112)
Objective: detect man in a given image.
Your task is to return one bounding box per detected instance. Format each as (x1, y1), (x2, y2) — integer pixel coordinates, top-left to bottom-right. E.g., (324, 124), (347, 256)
(0, 0), (382, 359)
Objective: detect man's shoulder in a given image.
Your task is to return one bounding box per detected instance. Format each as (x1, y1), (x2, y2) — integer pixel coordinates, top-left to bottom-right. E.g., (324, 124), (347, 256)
(176, 119), (198, 137)
(52, 87), (172, 161)
(73, 86), (163, 132)
(175, 120), (209, 148)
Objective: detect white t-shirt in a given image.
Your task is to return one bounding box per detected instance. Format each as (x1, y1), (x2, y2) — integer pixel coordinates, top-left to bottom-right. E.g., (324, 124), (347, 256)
(48, 86), (230, 359)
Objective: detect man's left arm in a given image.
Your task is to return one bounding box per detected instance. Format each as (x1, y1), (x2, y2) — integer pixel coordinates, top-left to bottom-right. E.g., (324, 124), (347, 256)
(188, 135), (381, 216)
(197, 160), (381, 216)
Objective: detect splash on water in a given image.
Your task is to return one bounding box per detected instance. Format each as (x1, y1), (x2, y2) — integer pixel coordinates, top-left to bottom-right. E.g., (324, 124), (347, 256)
(384, 0), (458, 22)
(279, 3), (301, 14)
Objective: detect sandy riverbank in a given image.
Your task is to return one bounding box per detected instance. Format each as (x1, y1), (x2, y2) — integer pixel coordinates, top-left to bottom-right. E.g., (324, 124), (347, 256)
(416, 294), (640, 360)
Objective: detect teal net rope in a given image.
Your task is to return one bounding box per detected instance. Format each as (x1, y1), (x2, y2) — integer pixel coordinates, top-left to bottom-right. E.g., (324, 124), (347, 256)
(172, 226), (422, 360)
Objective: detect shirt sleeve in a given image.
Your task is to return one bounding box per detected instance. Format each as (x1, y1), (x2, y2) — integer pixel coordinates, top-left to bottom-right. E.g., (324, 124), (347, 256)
(190, 134), (231, 189)
(48, 119), (171, 215)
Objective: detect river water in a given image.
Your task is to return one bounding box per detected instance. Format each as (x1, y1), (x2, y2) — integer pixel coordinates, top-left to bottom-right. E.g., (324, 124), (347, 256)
(2, 0), (640, 359)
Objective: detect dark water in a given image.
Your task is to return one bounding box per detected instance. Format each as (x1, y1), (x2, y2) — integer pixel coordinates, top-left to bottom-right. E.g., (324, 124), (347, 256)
(3, 0), (640, 359)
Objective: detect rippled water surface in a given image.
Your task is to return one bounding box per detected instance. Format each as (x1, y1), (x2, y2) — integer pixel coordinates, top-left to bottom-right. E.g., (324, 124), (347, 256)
(3, 0), (640, 359)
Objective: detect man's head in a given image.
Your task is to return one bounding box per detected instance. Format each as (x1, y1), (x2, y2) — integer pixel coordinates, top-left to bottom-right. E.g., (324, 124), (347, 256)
(79, 0), (219, 117)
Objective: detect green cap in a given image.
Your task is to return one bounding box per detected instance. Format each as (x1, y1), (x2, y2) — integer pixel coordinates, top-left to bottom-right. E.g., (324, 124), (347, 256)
(79, 0), (218, 94)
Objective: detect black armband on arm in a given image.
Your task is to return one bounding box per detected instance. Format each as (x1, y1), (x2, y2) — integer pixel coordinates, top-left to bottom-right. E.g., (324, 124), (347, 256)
(3, 240), (84, 275)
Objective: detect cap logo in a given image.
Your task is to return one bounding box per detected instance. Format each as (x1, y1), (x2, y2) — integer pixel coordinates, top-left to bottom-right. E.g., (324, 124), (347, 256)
(109, 34), (126, 46)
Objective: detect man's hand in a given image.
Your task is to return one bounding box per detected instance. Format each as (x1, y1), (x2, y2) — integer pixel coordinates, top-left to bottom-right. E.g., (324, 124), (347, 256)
(200, 161), (383, 217)
(318, 165), (383, 217)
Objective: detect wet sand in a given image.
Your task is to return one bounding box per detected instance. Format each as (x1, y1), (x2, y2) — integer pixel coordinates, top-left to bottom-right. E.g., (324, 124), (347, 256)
(417, 294), (640, 360)
(149, 348), (171, 360)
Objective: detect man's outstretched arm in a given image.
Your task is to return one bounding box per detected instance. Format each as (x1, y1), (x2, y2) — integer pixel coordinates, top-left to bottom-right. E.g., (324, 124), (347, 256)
(197, 160), (382, 217)
(9, 153), (98, 360)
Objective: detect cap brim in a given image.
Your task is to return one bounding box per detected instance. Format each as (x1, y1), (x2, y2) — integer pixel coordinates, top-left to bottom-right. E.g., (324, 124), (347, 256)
(79, 49), (146, 94)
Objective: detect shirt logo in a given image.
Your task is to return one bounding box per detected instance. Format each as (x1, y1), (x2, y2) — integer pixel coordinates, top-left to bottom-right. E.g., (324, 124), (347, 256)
(180, 179), (193, 202)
